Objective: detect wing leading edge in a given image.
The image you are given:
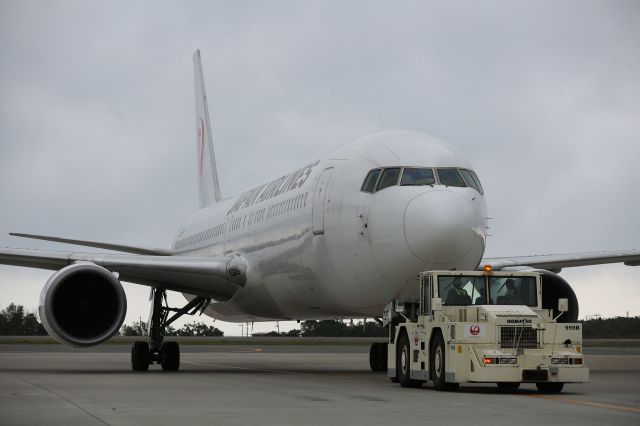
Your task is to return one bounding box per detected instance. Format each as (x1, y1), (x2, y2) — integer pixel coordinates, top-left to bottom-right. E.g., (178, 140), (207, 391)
(0, 247), (246, 301)
(481, 249), (640, 273)
(9, 232), (172, 256)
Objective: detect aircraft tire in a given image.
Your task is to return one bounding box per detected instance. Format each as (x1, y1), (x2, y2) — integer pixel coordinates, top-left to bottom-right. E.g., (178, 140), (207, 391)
(131, 341), (150, 371)
(369, 342), (388, 372)
(536, 382), (564, 393)
(377, 342), (388, 372)
(161, 341), (180, 371)
(369, 342), (380, 371)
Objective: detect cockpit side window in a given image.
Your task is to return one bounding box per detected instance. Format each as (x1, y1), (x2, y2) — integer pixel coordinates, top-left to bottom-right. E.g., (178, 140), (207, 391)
(376, 168), (401, 191)
(400, 168), (435, 186)
(468, 170), (484, 194)
(436, 168), (467, 187)
(459, 169), (482, 194)
(361, 169), (381, 193)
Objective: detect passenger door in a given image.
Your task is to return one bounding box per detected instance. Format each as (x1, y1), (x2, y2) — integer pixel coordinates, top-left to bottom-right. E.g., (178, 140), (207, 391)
(312, 167), (334, 235)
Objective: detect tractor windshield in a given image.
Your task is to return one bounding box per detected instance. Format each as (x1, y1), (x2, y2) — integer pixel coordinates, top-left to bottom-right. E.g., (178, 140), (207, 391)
(438, 276), (486, 306)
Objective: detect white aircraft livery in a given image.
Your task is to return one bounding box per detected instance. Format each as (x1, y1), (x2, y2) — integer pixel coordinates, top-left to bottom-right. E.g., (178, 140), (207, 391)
(1, 50), (638, 371)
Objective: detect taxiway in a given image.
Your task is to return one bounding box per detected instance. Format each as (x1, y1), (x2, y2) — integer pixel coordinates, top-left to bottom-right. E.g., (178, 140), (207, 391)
(0, 344), (638, 425)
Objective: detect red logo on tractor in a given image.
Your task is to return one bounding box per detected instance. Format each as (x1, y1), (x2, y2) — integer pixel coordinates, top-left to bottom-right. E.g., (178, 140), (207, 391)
(469, 324), (481, 336)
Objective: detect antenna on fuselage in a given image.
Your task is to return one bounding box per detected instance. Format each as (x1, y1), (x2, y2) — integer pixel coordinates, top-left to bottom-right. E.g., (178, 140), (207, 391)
(193, 49), (222, 207)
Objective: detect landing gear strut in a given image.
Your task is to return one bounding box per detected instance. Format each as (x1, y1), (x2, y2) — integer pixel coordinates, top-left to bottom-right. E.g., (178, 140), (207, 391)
(131, 288), (210, 371)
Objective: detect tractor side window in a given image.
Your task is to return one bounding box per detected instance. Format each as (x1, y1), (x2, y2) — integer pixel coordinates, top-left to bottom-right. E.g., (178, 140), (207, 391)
(361, 169), (381, 193)
(376, 168), (401, 191)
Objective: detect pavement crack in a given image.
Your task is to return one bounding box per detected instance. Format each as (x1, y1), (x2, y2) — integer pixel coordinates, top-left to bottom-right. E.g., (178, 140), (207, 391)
(8, 373), (112, 426)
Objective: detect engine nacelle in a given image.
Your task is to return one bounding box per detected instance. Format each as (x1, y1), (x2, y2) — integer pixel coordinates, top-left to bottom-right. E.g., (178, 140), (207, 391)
(39, 263), (127, 347)
(501, 267), (579, 323)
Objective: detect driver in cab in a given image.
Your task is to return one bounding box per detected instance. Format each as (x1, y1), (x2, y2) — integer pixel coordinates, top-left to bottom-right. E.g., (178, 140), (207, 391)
(445, 278), (472, 305)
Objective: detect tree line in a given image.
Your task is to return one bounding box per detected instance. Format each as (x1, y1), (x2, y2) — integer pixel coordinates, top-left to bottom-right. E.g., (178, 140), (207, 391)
(0, 304), (224, 337)
(0, 304), (46, 336)
(120, 320), (224, 337)
(581, 316), (640, 339)
(2, 304), (639, 338)
(258, 320), (387, 337)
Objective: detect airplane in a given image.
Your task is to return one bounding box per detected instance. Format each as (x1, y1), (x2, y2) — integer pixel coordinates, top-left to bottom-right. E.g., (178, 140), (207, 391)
(1, 50), (638, 372)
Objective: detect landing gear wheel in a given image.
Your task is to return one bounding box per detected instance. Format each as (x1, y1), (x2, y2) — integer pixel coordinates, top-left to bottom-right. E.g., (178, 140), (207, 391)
(397, 333), (423, 388)
(497, 382), (520, 393)
(142, 288), (209, 372)
(536, 382), (564, 393)
(161, 341), (180, 371)
(431, 333), (458, 391)
(369, 342), (380, 371)
(131, 341), (150, 371)
(377, 342), (388, 372)
(369, 342), (388, 372)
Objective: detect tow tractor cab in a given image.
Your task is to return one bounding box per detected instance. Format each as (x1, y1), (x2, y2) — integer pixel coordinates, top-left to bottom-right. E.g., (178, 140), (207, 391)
(385, 270), (588, 393)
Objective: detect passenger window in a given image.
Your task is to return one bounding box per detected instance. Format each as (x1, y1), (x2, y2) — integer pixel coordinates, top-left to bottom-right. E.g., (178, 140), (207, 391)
(436, 168), (466, 187)
(460, 169), (481, 193)
(361, 169), (381, 193)
(400, 168), (435, 186)
(376, 168), (401, 191)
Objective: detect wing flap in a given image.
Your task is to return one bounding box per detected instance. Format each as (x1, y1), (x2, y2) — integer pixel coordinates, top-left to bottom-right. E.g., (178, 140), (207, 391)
(482, 250), (640, 272)
(0, 247), (245, 301)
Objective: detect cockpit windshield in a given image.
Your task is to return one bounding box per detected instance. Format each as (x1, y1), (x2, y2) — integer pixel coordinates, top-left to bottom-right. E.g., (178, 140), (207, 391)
(438, 275), (537, 307)
(436, 168), (466, 187)
(400, 168), (435, 186)
(361, 166), (483, 194)
(376, 168), (401, 191)
(361, 169), (381, 193)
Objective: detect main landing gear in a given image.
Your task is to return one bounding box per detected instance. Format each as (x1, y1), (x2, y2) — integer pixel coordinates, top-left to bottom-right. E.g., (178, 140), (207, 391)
(369, 342), (388, 372)
(131, 288), (210, 371)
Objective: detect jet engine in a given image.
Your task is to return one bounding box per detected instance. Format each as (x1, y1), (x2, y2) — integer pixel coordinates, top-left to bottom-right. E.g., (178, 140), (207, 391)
(502, 267), (578, 322)
(39, 263), (127, 347)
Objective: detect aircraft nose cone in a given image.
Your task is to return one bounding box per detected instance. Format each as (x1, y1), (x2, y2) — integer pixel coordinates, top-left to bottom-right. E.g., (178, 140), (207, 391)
(404, 191), (479, 265)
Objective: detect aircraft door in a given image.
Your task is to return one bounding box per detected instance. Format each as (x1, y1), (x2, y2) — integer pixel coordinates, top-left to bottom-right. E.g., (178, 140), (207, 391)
(420, 275), (433, 316)
(312, 167), (334, 235)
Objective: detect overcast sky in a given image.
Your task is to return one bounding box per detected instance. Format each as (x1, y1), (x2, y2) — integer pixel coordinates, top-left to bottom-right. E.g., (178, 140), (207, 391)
(1, 1), (638, 335)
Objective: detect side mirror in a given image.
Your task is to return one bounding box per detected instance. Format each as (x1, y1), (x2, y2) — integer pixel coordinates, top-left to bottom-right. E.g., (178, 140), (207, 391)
(558, 298), (568, 313)
(432, 297), (442, 311)
(394, 301), (406, 314)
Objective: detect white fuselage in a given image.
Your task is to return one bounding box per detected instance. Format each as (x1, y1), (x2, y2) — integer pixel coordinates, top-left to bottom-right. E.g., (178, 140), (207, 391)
(172, 131), (488, 322)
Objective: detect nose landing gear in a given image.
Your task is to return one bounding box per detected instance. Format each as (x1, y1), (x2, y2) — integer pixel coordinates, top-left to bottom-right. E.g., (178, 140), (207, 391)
(131, 288), (210, 371)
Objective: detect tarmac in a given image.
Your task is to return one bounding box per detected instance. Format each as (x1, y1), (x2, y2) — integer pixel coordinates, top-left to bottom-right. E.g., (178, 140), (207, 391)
(0, 344), (638, 426)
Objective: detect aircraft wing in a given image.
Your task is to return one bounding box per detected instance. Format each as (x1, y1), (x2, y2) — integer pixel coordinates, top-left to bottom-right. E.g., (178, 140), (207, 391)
(481, 250), (640, 273)
(9, 232), (172, 256)
(0, 247), (246, 301)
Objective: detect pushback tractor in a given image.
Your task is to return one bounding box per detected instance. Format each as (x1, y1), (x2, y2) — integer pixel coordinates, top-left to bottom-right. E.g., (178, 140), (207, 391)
(380, 269), (588, 393)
